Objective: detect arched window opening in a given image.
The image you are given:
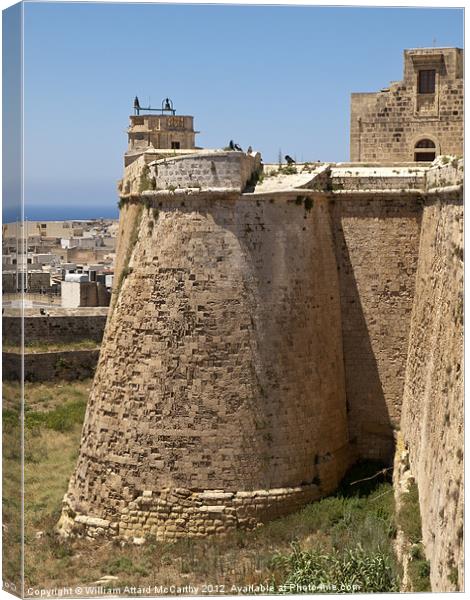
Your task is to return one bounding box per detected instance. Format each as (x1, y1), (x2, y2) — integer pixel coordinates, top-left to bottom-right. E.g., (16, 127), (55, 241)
(414, 138), (436, 162)
(415, 139), (435, 149)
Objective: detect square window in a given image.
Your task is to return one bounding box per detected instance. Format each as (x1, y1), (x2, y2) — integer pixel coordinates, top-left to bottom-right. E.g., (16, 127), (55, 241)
(418, 70), (436, 94)
(171, 141), (181, 149)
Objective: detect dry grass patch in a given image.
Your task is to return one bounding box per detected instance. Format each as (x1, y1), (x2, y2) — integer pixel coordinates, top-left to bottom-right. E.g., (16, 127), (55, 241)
(7, 380), (399, 594)
(3, 339), (99, 353)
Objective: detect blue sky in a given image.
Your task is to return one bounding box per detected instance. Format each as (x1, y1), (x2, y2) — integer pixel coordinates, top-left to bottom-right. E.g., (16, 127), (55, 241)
(3, 1), (465, 220)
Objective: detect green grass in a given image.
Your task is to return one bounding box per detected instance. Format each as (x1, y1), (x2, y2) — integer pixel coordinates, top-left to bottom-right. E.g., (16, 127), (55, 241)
(2, 379), (91, 412)
(408, 544), (431, 591)
(2, 384), (23, 591)
(24, 399), (87, 433)
(397, 480), (431, 591)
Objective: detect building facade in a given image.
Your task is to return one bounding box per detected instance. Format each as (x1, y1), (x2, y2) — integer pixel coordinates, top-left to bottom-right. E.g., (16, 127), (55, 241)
(350, 47), (463, 162)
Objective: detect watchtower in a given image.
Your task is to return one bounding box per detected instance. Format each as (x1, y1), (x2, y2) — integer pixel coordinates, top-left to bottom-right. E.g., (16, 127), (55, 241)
(125, 97), (198, 166)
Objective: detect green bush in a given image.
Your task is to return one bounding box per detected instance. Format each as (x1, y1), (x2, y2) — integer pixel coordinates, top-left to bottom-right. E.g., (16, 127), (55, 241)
(408, 557), (431, 591)
(272, 543), (398, 593)
(280, 165), (297, 175)
(106, 556), (149, 577)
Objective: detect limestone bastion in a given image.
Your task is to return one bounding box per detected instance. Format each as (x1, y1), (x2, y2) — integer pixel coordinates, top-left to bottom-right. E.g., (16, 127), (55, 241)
(58, 151), (463, 588)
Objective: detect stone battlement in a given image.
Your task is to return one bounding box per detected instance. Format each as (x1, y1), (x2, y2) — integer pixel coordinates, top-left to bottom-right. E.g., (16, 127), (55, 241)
(119, 150), (262, 197)
(119, 153), (461, 202)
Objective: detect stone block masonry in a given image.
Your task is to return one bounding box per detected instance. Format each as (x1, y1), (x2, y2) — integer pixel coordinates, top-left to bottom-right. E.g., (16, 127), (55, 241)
(60, 484), (322, 541)
(2, 308), (108, 346)
(60, 168), (351, 539)
(329, 191), (422, 463)
(60, 152), (462, 569)
(351, 48), (463, 162)
(3, 349), (100, 382)
(150, 151), (262, 192)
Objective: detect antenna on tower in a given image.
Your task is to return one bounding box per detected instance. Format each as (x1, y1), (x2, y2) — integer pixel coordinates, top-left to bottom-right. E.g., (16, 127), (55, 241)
(432, 37), (437, 47)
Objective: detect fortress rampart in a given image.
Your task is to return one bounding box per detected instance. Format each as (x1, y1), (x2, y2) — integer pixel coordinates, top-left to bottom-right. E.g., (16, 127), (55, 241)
(59, 153), (463, 588)
(399, 162), (463, 591)
(329, 189), (422, 463)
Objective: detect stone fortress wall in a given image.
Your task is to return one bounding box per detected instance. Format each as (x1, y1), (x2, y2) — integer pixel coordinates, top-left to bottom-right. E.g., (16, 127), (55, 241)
(350, 48), (463, 162)
(399, 161), (463, 591)
(59, 151), (463, 590)
(2, 307), (108, 345)
(329, 186), (422, 463)
(60, 153), (352, 540)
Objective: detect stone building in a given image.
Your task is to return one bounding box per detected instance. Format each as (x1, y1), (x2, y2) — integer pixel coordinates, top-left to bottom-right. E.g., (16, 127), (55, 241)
(125, 98), (197, 166)
(350, 47), (463, 162)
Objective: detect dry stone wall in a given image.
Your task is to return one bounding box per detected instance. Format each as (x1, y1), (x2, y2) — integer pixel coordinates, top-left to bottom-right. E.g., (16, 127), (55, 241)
(3, 349), (99, 382)
(400, 161), (463, 591)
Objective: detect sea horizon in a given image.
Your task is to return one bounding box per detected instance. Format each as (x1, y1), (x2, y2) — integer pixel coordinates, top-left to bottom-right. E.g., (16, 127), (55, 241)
(2, 203), (119, 224)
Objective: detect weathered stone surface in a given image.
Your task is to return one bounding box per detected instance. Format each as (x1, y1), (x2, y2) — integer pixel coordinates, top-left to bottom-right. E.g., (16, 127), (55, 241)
(400, 159), (463, 591)
(2, 308), (108, 346)
(351, 48), (463, 162)
(59, 150), (463, 597)
(3, 349), (100, 382)
(329, 190), (422, 463)
(74, 515), (110, 528)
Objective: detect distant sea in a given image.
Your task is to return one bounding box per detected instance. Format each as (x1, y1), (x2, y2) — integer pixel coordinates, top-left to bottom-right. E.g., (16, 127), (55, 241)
(3, 204), (120, 223)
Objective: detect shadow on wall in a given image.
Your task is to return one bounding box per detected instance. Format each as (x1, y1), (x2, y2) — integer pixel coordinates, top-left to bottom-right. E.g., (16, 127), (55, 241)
(328, 196), (422, 465)
(332, 216), (394, 464)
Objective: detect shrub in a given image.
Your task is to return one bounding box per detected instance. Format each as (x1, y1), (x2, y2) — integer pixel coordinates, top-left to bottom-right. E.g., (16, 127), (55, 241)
(272, 543), (398, 593)
(448, 565), (459, 588)
(408, 555), (431, 591)
(397, 480), (422, 544)
(280, 165), (297, 175)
